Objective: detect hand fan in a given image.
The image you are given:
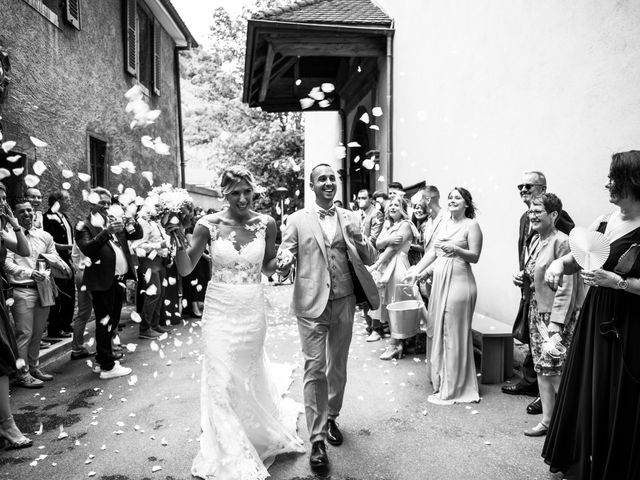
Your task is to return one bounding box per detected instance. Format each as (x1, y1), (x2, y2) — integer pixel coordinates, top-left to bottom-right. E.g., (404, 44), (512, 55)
(569, 227), (610, 271)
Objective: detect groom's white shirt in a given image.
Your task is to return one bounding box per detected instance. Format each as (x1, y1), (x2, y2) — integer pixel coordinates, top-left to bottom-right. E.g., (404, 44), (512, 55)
(313, 203), (337, 240)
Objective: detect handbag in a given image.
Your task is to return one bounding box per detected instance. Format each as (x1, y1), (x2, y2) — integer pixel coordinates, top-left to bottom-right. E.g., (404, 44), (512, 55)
(512, 276), (531, 343)
(36, 275), (59, 307)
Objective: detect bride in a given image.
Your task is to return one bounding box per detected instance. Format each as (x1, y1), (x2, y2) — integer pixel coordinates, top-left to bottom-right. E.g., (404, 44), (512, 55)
(173, 165), (304, 479)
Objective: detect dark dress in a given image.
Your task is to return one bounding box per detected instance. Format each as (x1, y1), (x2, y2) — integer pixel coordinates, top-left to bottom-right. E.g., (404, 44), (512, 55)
(181, 227), (210, 314)
(542, 222), (640, 479)
(0, 241), (19, 376)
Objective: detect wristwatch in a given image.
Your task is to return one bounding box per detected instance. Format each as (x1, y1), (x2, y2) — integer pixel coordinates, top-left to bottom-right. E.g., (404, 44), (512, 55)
(616, 277), (629, 290)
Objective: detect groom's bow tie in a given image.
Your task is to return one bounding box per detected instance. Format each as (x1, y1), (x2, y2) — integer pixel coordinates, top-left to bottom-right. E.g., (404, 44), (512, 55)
(318, 207), (336, 220)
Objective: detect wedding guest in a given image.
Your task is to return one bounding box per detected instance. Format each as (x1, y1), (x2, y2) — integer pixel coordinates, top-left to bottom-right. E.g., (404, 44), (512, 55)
(371, 196), (417, 357)
(543, 151), (640, 479)
(371, 190), (389, 215)
(5, 200), (68, 387)
(388, 181), (404, 198)
(517, 193), (584, 437)
(0, 185), (32, 448)
(182, 214), (210, 318)
(356, 189), (384, 339)
(408, 187), (482, 404)
(503, 171), (574, 417)
(408, 195), (428, 266)
(76, 187), (142, 379)
(69, 243), (93, 360)
(43, 190), (75, 339)
(24, 188), (43, 229)
(130, 210), (171, 339)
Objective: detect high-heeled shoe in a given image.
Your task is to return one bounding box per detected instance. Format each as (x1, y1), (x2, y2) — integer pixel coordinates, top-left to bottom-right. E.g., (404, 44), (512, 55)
(379, 344), (403, 360)
(0, 416), (33, 449)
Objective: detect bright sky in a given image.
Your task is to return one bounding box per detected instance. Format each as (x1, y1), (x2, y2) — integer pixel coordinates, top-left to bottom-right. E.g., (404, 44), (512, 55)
(171, 0), (252, 46)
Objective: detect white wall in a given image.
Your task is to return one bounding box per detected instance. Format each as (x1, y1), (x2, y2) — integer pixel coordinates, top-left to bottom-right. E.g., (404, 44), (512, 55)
(303, 111), (344, 207)
(377, 0), (640, 323)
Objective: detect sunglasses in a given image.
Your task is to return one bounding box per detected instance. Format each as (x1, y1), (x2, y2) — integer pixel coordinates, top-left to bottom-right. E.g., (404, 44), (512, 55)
(517, 183), (545, 191)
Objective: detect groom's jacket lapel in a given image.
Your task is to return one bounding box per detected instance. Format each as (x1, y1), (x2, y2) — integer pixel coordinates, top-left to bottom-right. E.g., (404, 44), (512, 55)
(305, 208), (329, 265)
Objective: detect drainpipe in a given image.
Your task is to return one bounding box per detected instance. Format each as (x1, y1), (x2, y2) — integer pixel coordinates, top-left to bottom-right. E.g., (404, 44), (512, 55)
(385, 25), (394, 185)
(174, 46), (186, 188)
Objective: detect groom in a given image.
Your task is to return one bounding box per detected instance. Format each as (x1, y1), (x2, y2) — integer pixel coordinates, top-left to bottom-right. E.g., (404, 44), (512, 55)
(277, 164), (379, 471)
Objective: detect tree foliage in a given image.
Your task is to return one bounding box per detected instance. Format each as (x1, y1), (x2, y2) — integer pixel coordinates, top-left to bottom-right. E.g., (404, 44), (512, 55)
(180, 1), (304, 223)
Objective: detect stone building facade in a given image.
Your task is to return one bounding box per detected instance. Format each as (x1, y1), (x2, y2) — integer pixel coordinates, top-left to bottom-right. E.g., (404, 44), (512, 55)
(0, 0), (196, 220)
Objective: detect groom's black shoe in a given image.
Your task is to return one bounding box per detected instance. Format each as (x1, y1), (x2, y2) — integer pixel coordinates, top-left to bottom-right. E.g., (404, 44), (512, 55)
(326, 419), (343, 446)
(309, 440), (329, 470)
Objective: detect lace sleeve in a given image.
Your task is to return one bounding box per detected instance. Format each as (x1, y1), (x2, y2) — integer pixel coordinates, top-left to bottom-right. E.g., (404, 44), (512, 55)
(245, 215), (268, 238)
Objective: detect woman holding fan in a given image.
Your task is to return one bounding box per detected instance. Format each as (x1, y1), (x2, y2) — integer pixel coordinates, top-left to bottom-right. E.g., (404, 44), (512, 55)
(543, 151), (640, 479)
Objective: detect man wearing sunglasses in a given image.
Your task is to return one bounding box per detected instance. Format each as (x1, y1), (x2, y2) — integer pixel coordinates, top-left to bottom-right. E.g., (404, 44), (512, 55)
(503, 171), (574, 415)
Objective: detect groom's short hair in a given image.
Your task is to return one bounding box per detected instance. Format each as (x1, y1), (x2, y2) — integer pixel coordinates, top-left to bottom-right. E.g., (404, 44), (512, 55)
(309, 163), (333, 182)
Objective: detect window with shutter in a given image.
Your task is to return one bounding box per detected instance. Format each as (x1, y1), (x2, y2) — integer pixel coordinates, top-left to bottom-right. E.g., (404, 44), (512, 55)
(153, 20), (161, 96)
(65, 0), (81, 30)
(125, 0), (137, 76)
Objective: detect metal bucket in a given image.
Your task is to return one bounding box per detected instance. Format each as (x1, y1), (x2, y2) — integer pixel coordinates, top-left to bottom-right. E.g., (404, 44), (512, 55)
(387, 300), (422, 339)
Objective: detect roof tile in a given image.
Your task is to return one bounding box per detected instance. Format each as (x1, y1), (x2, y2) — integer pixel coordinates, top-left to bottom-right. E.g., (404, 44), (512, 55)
(252, 0), (392, 27)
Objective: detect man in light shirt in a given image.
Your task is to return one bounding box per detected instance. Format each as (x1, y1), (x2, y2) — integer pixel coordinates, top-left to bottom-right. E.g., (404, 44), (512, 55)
(5, 200), (67, 388)
(25, 188), (43, 229)
(130, 211), (170, 340)
(76, 187), (142, 380)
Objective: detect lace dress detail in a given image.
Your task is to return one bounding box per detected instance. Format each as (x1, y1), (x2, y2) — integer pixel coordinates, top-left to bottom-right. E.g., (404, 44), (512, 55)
(191, 216), (304, 480)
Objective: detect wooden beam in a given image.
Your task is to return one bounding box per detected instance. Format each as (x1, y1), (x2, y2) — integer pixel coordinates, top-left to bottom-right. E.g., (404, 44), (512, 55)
(270, 37), (385, 57)
(269, 57), (297, 84)
(259, 43), (275, 103)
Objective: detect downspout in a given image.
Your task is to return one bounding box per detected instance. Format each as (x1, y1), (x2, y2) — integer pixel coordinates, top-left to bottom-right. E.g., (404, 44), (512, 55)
(174, 46), (186, 188)
(340, 109), (348, 204)
(385, 25), (394, 185)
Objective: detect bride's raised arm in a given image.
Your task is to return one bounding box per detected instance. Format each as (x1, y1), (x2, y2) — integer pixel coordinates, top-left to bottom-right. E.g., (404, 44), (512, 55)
(173, 222), (209, 276)
(262, 216), (278, 277)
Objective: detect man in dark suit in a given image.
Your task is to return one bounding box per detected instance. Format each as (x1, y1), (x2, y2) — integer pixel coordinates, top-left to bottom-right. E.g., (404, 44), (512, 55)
(43, 190), (75, 338)
(76, 187), (142, 380)
(502, 171), (574, 415)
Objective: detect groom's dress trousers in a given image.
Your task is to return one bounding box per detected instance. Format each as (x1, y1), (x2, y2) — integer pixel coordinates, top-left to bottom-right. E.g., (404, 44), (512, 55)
(297, 218), (356, 443)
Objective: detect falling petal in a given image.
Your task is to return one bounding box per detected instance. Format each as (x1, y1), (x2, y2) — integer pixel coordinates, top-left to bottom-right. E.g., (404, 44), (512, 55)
(362, 158), (375, 170)
(12, 167), (24, 176)
(308, 88), (324, 101)
(110, 165), (123, 175)
(1, 141), (16, 153)
(141, 171), (153, 185)
(318, 100), (330, 108)
(150, 341), (159, 352)
(359, 113), (370, 124)
(30, 136), (48, 147)
(0, 168), (10, 180)
(124, 84), (144, 101)
(168, 276), (176, 286)
(24, 174), (40, 187)
(126, 343), (137, 352)
(372, 107), (383, 117)
(90, 213), (105, 228)
(32, 160), (47, 176)
(141, 136), (154, 148)
(62, 182), (71, 190)
(6, 154), (21, 162)
(130, 311), (141, 323)
(334, 146), (346, 159)
(152, 466), (162, 473)
(369, 125), (379, 131)
(62, 169), (74, 178)
(51, 202), (60, 213)
(299, 98), (314, 110)
(78, 172), (91, 182)
(347, 141), (361, 148)
(99, 315), (110, 326)
(320, 83), (335, 93)
(87, 191), (101, 204)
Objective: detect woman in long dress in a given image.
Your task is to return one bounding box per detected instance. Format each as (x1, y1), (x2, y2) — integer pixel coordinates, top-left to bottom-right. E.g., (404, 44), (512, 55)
(173, 166), (304, 479)
(407, 187), (483, 405)
(370, 196), (417, 359)
(542, 151), (640, 479)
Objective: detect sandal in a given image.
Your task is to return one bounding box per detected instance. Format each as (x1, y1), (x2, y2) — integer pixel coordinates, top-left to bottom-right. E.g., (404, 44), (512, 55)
(0, 416), (33, 449)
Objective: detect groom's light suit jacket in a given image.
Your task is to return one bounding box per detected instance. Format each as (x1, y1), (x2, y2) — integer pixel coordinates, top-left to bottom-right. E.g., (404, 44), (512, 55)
(280, 206), (380, 318)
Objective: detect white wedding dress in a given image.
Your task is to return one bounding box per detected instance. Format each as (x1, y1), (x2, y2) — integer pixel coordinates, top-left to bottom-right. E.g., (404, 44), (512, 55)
(191, 216), (305, 480)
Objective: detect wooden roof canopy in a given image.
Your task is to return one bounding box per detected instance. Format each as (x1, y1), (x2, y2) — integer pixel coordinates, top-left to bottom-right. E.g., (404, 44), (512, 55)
(243, 0), (393, 113)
